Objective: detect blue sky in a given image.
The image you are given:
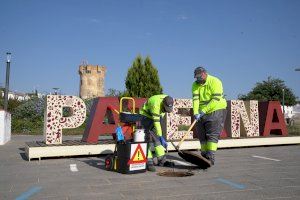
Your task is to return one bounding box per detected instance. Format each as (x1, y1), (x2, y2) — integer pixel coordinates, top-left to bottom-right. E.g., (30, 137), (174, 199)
(0, 0), (299, 100)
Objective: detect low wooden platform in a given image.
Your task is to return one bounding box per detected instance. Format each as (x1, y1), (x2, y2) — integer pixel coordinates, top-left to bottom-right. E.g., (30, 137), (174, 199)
(25, 136), (300, 161)
(25, 139), (116, 161)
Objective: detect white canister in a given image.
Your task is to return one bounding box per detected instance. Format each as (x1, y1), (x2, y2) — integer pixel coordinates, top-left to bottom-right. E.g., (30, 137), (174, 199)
(133, 129), (145, 142)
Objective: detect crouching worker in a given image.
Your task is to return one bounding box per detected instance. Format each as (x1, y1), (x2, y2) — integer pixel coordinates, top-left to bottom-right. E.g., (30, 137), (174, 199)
(139, 94), (174, 172)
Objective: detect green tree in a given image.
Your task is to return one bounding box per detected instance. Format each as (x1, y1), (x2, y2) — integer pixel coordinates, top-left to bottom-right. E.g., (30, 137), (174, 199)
(106, 88), (125, 97)
(238, 77), (297, 106)
(125, 55), (163, 98)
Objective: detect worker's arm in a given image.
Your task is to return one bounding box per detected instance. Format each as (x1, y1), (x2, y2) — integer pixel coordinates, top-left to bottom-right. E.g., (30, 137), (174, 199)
(202, 79), (224, 113)
(192, 82), (200, 115)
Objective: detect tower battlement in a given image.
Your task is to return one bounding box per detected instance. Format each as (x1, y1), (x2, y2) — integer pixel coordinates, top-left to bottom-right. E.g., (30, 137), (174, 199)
(79, 64), (106, 99)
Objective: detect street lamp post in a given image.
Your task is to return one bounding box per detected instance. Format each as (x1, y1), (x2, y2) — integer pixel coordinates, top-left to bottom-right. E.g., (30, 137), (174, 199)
(4, 52), (11, 111)
(282, 88), (285, 116)
(295, 68), (300, 71)
(52, 87), (59, 95)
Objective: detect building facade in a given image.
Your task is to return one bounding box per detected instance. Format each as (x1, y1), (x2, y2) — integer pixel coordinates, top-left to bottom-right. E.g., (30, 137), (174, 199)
(79, 64), (106, 99)
(0, 90), (30, 101)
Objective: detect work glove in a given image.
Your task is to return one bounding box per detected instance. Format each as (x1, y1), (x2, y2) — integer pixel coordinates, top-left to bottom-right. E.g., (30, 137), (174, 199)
(159, 136), (168, 149)
(194, 111), (205, 121)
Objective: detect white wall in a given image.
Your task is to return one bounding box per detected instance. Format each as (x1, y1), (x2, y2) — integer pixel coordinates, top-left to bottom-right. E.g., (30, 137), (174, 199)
(0, 111), (11, 145)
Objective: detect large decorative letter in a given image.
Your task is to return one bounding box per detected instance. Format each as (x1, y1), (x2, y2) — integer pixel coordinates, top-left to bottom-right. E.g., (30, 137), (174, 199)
(82, 97), (146, 143)
(259, 101), (287, 136)
(166, 99), (193, 140)
(82, 97), (120, 143)
(44, 95), (86, 144)
(229, 100), (259, 138)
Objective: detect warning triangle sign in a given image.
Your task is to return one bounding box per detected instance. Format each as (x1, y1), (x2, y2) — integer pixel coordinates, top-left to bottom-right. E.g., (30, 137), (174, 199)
(128, 143), (147, 164)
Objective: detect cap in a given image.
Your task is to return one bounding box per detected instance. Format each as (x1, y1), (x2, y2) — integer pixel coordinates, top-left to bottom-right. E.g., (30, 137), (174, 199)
(163, 96), (174, 113)
(194, 66), (206, 77)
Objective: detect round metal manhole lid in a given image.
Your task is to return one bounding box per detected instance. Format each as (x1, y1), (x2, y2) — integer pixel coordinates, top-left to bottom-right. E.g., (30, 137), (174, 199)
(157, 170), (194, 177)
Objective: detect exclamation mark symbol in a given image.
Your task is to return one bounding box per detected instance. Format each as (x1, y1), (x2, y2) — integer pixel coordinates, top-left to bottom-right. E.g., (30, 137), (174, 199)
(138, 151), (140, 160)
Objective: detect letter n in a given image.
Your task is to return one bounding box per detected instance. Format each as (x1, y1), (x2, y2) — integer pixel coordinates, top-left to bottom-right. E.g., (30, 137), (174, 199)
(229, 100), (259, 138)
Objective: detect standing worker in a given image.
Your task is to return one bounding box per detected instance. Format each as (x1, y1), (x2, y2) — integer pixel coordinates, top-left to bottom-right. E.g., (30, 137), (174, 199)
(139, 94), (174, 172)
(192, 66), (227, 167)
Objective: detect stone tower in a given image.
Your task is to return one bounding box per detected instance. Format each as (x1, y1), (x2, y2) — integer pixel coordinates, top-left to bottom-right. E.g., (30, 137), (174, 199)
(79, 64), (106, 99)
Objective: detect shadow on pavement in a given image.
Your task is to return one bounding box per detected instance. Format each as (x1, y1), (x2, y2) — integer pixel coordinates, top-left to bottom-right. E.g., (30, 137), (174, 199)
(78, 158), (107, 171)
(19, 153), (29, 161)
(18, 148), (29, 161)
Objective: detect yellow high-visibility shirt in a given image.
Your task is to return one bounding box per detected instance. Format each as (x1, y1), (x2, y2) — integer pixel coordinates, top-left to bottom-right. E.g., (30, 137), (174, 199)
(139, 94), (167, 136)
(192, 74), (227, 114)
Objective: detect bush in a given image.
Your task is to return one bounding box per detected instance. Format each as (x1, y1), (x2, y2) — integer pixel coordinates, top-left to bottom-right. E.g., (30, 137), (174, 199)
(12, 119), (44, 135)
(11, 97), (45, 134)
(288, 118), (300, 136)
(12, 97), (45, 119)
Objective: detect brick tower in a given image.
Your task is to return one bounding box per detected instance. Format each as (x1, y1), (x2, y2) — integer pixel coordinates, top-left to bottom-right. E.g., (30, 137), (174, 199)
(79, 64), (106, 99)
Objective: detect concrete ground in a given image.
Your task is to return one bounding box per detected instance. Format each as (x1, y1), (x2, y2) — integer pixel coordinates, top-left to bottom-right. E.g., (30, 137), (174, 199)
(1, 135), (300, 200)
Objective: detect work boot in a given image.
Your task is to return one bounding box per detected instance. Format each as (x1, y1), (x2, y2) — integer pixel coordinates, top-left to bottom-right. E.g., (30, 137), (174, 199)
(205, 151), (215, 165)
(147, 163), (156, 172)
(201, 151), (213, 166)
(157, 155), (167, 166)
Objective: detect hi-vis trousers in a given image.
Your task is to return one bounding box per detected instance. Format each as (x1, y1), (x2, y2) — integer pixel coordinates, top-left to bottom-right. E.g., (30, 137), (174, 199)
(139, 115), (166, 165)
(195, 109), (227, 162)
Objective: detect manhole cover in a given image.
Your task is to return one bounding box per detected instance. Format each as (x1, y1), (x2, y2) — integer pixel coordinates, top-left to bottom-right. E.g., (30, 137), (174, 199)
(157, 170), (194, 177)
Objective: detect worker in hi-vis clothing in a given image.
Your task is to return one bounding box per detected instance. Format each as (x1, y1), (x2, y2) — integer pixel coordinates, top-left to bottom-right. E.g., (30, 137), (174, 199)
(192, 66), (227, 166)
(139, 94), (174, 172)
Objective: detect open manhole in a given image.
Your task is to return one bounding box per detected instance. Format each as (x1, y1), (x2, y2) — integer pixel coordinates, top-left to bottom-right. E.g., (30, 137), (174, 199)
(157, 170), (194, 177)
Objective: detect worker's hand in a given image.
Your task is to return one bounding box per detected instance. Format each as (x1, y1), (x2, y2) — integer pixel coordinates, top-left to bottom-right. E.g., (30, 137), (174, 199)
(194, 111), (205, 121)
(159, 136), (168, 149)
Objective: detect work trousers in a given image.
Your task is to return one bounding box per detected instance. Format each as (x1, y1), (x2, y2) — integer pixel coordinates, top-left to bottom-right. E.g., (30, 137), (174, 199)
(195, 109), (227, 163)
(138, 115), (166, 166)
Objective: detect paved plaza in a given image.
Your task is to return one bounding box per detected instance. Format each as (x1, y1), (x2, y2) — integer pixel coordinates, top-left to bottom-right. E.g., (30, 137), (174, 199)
(1, 135), (300, 200)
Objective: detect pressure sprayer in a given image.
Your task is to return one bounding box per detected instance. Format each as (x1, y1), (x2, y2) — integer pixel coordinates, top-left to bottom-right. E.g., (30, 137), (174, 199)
(104, 97), (148, 174)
